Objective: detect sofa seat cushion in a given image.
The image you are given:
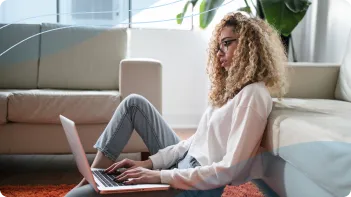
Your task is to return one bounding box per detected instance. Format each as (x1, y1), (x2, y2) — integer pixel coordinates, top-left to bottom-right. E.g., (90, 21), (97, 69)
(0, 91), (13, 124)
(263, 98), (351, 154)
(8, 89), (121, 124)
(262, 98), (351, 196)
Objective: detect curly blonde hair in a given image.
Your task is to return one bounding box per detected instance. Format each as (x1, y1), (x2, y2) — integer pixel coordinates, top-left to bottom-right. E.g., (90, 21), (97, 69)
(206, 12), (289, 108)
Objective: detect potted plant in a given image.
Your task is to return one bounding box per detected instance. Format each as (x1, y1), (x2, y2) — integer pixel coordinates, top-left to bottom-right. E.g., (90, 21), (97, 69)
(176, 0), (311, 60)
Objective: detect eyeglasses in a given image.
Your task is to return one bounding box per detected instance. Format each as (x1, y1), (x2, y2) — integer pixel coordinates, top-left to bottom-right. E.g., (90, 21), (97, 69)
(216, 39), (237, 54)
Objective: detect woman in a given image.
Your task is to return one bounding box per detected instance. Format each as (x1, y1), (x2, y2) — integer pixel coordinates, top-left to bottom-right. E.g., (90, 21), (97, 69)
(66, 11), (288, 197)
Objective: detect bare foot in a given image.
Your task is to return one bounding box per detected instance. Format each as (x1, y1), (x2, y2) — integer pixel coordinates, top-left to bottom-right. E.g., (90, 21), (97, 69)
(75, 178), (88, 188)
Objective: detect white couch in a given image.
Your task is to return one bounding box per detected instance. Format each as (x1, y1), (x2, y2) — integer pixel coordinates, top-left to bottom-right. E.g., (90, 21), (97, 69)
(0, 23), (161, 155)
(259, 33), (351, 196)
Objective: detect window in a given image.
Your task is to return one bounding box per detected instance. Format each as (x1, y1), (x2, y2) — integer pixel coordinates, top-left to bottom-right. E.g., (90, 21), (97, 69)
(130, 0), (192, 30)
(0, 0), (58, 24)
(58, 0), (192, 29)
(59, 0), (128, 27)
(72, 0), (114, 20)
(0, 6), (4, 22)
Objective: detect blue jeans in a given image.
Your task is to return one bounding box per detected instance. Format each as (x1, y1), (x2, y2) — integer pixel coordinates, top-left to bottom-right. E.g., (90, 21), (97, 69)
(65, 94), (225, 197)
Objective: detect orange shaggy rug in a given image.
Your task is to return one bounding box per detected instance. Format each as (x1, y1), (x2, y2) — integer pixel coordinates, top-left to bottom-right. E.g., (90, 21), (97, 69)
(0, 182), (264, 197)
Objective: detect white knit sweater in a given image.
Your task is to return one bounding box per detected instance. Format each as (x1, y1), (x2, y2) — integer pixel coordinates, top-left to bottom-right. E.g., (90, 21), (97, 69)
(149, 82), (273, 190)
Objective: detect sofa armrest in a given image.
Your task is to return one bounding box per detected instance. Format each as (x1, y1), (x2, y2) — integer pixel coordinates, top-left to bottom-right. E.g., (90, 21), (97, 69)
(283, 62), (340, 99)
(0, 91), (12, 125)
(119, 58), (162, 113)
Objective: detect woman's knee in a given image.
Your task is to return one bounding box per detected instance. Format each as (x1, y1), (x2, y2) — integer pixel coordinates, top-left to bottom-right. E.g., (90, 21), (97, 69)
(123, 94), (149, 108)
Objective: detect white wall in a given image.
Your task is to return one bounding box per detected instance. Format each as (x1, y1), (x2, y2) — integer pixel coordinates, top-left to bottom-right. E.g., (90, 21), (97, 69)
(0, 0), (56, 24)
(129, 28), (209, 127)
(319, 0), (351, 63)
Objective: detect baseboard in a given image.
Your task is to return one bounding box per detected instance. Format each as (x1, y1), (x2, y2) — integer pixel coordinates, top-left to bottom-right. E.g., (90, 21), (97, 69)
(172, 127), (197, 133)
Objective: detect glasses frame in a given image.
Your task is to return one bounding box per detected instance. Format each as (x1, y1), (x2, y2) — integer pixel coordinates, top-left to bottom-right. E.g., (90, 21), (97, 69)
(217, 38), (238, 54)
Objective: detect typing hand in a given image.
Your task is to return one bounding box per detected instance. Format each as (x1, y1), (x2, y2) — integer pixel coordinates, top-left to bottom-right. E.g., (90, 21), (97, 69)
(105, 158), (153, 175)
(113, 167), (161, 185)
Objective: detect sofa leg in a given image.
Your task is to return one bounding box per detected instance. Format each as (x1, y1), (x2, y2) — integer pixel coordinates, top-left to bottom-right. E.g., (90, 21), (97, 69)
(141, 152), (150, 161)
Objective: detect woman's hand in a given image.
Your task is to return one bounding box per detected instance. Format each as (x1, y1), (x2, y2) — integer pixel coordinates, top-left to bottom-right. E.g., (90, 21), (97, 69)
(114, 167), (161, 185)
(104, 158), (153, 174)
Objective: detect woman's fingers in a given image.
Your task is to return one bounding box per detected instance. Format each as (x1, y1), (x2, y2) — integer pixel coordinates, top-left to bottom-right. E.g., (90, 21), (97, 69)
(113, 168), (161, 185)
(123, 177), (143, 185)
(115, 168), (134, 179)
(105, 159), (126, 172)
(114, 172), (141, 182)
(105, 159), (134, 174)
(105, 163), (120, 174)
(114, 167), (141, 180)
(105, 163), (117, 172)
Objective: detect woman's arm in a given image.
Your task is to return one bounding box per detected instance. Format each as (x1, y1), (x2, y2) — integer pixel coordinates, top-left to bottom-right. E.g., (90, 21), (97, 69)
(148, 107), (211, 170)
(158, 106), (267, 190)
(148, 134), (195, 169)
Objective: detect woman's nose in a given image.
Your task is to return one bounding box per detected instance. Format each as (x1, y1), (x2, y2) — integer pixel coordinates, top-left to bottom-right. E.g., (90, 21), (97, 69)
(216, 50), (223, 58)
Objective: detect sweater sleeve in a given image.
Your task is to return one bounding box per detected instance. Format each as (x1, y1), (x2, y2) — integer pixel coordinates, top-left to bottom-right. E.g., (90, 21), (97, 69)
(159, 106), (267, 190)
(149, 107), (211, 170)
(148, 134), (195, 170)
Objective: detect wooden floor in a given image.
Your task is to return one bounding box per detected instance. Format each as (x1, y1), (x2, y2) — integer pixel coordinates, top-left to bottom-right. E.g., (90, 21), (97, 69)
(0, 153), (140, 186)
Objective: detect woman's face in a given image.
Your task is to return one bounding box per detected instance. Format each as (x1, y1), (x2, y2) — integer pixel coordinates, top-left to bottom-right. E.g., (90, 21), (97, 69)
(216, 26), (239, 71)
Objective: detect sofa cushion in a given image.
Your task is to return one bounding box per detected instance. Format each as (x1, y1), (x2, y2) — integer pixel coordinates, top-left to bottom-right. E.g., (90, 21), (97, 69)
(8, 90), (121, 124)
(0, 24), (40, 88)
(335, 30), (351, 102)
(282, 63), (340, 99)
(263, 99), (351, 197)
(263, 98), (351, 155)
(0, 91), (13, 124)
(38, 23), (127, 90)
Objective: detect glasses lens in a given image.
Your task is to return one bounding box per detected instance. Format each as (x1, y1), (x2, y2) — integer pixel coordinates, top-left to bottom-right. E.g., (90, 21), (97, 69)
(223, 46), (228, 53)
(217, 44), (224, 53)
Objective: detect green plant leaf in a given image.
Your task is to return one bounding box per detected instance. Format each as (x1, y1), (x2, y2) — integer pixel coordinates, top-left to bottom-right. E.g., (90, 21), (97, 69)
(284, 0), (311, 13)
(190, 0), (199, 6)
(176, 1), (190, 24)
(176, 13), (183, 24)
(199, 0), (225, 29)
(260, 0), (311, 36)
(238, 6), (252, 14)
(177, 0), (199, 24)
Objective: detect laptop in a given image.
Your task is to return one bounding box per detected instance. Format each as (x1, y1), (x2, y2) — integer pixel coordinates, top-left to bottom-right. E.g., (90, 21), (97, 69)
(59, 115), (171, 194)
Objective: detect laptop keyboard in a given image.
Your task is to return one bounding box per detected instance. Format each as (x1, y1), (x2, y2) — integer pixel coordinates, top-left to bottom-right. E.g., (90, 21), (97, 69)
(93, 170), (125, 187)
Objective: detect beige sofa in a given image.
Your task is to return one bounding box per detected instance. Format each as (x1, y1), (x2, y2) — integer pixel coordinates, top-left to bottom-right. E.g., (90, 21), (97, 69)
(0, 23), (161, 155)
(259, 34), (351, 196)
